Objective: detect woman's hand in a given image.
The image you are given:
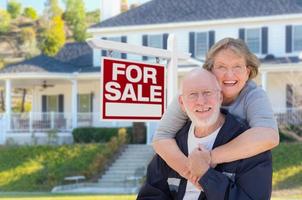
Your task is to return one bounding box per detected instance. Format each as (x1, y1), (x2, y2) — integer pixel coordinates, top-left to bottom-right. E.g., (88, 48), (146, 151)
(188, 145), (211, 178)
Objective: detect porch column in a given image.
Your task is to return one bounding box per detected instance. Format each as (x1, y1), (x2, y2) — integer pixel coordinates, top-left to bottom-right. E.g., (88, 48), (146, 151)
(261, 71), (267, 91)
(167, 34), (178, 105)
(71, 79), (78, 128)
(5, 79), (11, 131)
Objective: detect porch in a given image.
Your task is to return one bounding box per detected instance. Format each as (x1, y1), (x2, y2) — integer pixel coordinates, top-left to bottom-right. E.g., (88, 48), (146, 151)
(0, 112), (132, 145)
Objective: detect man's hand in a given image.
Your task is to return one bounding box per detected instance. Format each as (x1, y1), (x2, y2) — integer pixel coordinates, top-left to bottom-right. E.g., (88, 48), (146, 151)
(188, 145), (211, 178)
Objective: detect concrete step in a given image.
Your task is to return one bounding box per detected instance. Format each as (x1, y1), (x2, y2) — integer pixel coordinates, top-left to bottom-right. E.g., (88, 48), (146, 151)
(98, 144), (154, 187)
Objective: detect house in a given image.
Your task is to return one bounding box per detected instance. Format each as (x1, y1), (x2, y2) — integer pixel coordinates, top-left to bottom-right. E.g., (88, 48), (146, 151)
(89, 0), (302, 121)
(0, 43), (132, 144)
(0, 0), (302, 144)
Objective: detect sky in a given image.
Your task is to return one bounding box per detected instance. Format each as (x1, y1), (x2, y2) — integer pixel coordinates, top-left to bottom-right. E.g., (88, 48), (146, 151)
(0, 0), (151, 14)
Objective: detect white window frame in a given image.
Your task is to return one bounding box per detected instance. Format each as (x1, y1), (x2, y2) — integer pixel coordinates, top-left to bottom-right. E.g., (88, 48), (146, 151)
(245, 28), (261, 54)
(148, 34), (163, 49)
(293, 25), (302, 52)
(77, 94), (91, 113)
(195, 32), (208, 60)
(46, 95), (59, 112)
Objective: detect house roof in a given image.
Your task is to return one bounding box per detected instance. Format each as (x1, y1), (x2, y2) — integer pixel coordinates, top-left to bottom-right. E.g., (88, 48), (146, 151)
(92, 0), (302, 28)
(0, 42), (99, 74)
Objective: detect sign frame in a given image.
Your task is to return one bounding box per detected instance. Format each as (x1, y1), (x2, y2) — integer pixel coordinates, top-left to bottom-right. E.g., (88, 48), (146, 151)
(100, 57), (167, 121)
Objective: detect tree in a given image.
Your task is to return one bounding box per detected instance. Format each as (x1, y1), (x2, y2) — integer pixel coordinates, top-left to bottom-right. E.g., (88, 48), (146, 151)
(38, 16), (65, 56)
(20, 27), (39, 57)
(0, 9), (11, 34)
(7, 0), (22, 19)
(64, 0), (87, 42)
(23, 7), (38, 20)
(44, 0), (63, 19)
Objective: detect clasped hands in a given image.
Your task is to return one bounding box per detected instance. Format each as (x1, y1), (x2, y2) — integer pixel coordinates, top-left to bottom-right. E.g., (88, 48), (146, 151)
(183, 144), (214, 190)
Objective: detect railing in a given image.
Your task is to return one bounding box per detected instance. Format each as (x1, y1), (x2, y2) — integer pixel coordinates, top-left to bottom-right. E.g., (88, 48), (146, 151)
(10, 112), (72, 132)
(77, 112), (132, 128)
(274, 107), (302, 127)
(1, 112), (132, 132)
(0, 108), (300, 133)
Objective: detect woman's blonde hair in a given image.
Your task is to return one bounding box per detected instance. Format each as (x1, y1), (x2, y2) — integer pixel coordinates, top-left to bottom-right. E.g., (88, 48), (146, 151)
(203, 37), (260, 79)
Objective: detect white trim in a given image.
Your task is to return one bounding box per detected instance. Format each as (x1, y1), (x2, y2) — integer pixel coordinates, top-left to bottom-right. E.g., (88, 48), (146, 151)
(86, 38), (190, 60)
(177, 62), (302, 74)
(0, 72), (102, 81)
(88, 14), (302, 34)
(0, 73), (74, 80)
(71, 79), (78, 128)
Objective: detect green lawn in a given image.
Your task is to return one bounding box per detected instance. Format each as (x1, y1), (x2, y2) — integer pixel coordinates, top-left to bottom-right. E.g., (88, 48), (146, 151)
(0, 142), (300, 198)
(272, 142), (302, 191)
(0, 132), (126, 192)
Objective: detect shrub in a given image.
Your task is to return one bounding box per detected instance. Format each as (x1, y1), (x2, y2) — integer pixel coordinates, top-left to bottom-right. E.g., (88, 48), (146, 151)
(72, 127), (129, 143)
(0, 9), (11, 34)
(7, 0), (21, 19)
(23, 7), (38, 20)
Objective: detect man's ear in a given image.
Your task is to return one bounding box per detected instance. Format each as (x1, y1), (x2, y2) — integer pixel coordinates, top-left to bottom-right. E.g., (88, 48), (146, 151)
(219, 91), (223, 104)
(178, 95), (186, 113)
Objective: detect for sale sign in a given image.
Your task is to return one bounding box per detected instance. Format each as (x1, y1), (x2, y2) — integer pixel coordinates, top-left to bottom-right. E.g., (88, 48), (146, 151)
(101, 57), (166, 120)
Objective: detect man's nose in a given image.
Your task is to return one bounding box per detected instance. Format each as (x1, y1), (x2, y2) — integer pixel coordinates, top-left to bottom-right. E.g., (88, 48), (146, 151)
(196, 93), (207, 104)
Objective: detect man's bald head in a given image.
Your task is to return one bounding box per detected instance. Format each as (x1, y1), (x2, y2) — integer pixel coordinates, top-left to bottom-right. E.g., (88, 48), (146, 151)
(179, 68), (223, 130)
(180, 68), (221, 95)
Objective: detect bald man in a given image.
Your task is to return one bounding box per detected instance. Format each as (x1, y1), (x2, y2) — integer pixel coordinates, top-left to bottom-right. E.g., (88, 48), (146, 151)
(137, 68), (272, 200)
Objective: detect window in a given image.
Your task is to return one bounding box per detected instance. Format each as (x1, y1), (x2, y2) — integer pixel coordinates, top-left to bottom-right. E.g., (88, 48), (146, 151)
(47, 95), (58, 112)
(107, 37), (122, 58)
(148, 34), (163, 49)
(144, 34), (163, 61)
(246, 28), (261, 54)
(78, 94), (91, 113)
(195, 32), (208, 60)
(293, 25), (302, 51)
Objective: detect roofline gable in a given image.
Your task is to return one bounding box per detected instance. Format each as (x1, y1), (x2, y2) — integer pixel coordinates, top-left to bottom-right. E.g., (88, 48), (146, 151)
(88, 13), (302, 34)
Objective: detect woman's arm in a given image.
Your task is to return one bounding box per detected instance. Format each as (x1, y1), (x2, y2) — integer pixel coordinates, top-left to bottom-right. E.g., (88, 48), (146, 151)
(211, 84), (280, 165)
(211, 126), (279, 165)
(152, 96), (189, 177)
(153, 139), (190, 178)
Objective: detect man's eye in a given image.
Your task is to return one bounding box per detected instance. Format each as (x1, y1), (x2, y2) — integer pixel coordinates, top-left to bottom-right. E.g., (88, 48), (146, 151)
(189, 93), (198, 98)
(203, 91), (212, 96)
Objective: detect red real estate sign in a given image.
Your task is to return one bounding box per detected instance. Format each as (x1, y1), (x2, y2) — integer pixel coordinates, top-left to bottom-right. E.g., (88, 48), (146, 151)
(101, 57), (166, 120)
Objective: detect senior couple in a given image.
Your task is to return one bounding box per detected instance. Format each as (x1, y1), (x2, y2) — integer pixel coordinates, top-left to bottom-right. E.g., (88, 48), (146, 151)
(137, 38), (279, 200)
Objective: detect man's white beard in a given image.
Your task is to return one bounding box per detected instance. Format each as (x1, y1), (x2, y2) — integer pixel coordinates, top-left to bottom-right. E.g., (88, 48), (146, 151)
(185, 104), (221, 129)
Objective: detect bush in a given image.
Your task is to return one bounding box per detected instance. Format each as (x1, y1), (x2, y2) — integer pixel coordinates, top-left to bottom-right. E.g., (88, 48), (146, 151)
(23, 7), (38, 20)
(0, 9), (11, 34)
(72, 127), (129, 143)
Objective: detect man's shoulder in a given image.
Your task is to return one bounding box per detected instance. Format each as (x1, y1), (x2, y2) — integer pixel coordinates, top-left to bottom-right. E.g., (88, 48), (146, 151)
(219, 109), (250, 141)
(222, 109), (249, 129)
(175, 120), (191, 139)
